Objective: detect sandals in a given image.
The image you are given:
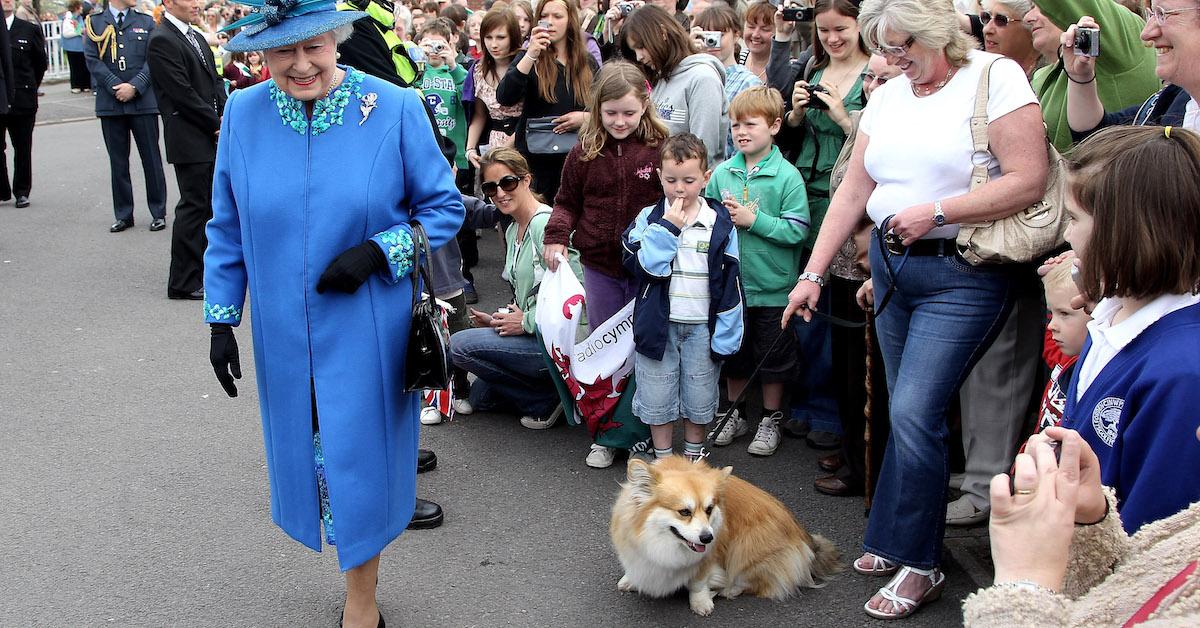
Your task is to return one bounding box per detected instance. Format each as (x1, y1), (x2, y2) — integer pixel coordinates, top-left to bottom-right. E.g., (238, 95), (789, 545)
(853, 552), (899, 576)
(863, 566), (946, 620)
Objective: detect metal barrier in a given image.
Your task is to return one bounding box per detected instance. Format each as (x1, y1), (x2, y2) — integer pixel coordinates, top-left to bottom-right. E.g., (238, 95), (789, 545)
(42, 19), (70, 81)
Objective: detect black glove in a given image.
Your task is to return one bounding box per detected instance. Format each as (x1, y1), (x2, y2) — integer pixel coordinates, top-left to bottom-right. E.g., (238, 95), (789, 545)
(316, 241), (389, 294)
(210, 323), (242, 398)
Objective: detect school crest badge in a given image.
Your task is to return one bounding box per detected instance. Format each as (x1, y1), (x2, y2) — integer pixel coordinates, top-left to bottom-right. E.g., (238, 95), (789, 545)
(1091, 396), (1124, 447)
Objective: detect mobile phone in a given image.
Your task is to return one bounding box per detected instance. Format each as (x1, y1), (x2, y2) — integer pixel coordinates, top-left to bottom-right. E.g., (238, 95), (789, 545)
(538, 19), (551, 30)
(1074, 27), (1100, 57)
(1008, 440), (1062, 494)
(782, 7), (814, 21)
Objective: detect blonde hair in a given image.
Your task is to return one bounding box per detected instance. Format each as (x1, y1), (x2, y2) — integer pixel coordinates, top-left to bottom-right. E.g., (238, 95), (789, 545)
(1040, 255), (1076, 300)
(578, 61), (669, 161)
(858, 0), (977, 68)
(729, 86), (785, 124)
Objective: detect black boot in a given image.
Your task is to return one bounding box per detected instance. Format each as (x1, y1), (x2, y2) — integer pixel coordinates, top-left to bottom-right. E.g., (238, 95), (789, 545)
(407, 498), (444, 530)
(417, 448), (437, 473)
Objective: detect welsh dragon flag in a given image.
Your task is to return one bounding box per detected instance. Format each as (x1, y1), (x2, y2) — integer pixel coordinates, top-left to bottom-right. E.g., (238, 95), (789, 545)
(536, 257), (651, 452)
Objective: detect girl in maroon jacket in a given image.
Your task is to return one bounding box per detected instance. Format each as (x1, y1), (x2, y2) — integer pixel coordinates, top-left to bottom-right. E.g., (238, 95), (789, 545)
(543, 61), (670, 329)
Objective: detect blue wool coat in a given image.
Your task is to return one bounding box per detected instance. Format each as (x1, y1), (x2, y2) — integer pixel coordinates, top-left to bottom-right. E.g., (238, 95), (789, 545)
(203, 69), (465, 570)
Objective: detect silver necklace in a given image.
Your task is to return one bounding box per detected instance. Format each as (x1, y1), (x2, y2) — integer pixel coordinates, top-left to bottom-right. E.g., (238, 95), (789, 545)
(911, 65), (954, 97)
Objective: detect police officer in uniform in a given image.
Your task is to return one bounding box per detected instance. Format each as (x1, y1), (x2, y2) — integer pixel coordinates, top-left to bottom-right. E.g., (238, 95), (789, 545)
(82, 0), (167, 233)
(0, 0), (46, 208)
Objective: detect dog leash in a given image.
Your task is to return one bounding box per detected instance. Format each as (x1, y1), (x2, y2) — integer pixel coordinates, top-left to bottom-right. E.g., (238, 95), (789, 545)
(703, 329), (788, 448)
(872, 214), (910, 316)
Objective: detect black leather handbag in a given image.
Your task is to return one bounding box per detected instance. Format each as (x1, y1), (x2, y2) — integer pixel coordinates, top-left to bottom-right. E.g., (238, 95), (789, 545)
(404, 222), (453, 393)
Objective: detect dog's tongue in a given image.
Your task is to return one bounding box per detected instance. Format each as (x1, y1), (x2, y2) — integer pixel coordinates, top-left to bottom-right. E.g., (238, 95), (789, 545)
(688, 541), (707, 553)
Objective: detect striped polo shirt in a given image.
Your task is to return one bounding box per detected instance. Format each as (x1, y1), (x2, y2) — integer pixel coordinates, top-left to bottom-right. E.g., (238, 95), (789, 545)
(669, 202), (717, 323)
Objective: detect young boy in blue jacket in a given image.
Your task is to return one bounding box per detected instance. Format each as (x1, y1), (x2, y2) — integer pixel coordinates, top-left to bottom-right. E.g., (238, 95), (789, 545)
(622, 133), (744, 461)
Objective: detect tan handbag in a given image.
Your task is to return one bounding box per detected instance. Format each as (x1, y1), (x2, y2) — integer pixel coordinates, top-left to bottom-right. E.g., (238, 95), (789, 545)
(955, 58), (1068, 265)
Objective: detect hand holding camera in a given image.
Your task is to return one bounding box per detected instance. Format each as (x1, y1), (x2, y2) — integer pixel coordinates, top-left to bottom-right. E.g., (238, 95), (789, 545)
(1061, 17), (1100, 83)
(695, 28), (722, 50)
(803, 83), (832, 111)
(527, 21), (553, 59)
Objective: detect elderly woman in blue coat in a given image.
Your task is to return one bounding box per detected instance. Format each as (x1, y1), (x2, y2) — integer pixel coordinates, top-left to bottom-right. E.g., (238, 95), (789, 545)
(202, 1), (465, 626)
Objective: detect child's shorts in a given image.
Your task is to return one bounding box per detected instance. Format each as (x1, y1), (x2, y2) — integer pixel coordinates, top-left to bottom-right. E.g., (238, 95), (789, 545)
(633, 322), (719, 426)
(722, 306), (798, 383)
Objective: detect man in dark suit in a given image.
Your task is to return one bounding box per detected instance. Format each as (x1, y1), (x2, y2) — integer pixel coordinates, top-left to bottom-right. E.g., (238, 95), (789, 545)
(82, 0), (168, 232)
(0, 0), (45, 208)
(148, 0), (224, 301)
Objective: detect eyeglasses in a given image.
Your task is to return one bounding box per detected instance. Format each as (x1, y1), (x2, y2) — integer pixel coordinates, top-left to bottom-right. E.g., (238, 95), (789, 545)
(1149, 4), (1200, 24)
(862, 71), (890, 86)
(871, 35), (915, 57)
(979, 11), (1013, 27)
(481, 174), (523, 197)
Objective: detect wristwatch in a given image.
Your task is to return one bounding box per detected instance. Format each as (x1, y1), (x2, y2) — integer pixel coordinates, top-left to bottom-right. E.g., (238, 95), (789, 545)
(932, 201), (946, 227)
(799, 271), (826, 287)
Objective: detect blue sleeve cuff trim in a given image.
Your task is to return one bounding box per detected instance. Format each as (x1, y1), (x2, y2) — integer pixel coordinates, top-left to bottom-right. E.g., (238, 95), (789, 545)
(204, 300), (243, 324)
(371, 226), (416, 283)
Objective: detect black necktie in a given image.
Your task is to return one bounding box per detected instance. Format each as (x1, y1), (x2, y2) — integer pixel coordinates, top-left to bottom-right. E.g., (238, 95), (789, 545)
(116, 11), (124, 29)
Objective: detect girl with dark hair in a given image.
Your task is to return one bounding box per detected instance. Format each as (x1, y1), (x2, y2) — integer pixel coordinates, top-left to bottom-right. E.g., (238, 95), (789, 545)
(497, 0), (598, 201)
(466, 8), (524, 167)
(623, 5), (727, 167)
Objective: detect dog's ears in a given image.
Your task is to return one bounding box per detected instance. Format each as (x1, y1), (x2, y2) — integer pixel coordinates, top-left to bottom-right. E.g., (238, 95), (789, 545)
(719, 465), (733, 478)
(626, 458), (658, 504)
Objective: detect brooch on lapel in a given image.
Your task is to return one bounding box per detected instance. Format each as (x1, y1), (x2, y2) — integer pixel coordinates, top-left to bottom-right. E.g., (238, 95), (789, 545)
(359, 92), (377, 126)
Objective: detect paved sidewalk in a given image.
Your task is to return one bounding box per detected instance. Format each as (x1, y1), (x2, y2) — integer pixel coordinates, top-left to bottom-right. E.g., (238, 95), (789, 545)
(1, 118), (990, 627)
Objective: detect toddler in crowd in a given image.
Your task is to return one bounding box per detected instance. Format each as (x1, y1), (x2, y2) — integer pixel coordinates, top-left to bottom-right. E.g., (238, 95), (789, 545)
(419, 19), (470, 173)
(704, 86), (810, 457)
(1060, 125), (1200, 534)
(1036, 252), (1090, 431)
(622, 133), (744, 462)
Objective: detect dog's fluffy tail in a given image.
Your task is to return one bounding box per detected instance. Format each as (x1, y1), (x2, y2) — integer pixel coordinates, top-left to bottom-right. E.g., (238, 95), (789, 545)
(808, 534), (844, 583)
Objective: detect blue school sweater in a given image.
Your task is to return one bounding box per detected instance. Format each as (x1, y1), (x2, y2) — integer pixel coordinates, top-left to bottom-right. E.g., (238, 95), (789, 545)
(1063, 302), (1200, 534)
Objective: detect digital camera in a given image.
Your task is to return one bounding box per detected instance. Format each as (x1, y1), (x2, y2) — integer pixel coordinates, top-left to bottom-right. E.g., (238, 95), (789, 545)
(803, 84), (830, 110)
(429, 41), (446, 54)
(618, 2), (635, 16)
(1074, 27), (1100, 57)
(700, 31), (722, 49)
(782, 7), (814, 21)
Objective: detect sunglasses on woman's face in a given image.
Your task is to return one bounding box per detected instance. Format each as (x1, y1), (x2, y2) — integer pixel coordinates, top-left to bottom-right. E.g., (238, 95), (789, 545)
(979, 11), (1013, 27)
(481, 174), (522, 197)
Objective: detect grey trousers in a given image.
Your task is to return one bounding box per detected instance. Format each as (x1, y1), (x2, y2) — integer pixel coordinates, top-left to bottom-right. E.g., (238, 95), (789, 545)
(958, 276), (1045, 510)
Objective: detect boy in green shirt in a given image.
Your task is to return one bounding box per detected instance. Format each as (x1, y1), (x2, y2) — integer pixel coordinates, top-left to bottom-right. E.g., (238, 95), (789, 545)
(704, 86), (810, 457)
(418, 19), (468, 170)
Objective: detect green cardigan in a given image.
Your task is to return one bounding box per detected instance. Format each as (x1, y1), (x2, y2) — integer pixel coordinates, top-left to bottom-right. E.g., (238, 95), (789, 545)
(1031, 0), (1161, 152)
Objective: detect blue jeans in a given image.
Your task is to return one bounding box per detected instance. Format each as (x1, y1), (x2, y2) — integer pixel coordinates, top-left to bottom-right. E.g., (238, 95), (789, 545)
(633, 322), (720, 425)
(864, 238), (1013, 569)
(449, 328), (559, 417)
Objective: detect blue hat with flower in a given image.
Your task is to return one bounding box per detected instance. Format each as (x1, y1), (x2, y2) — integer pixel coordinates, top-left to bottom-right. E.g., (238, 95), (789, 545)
(222, 0), (367, 53)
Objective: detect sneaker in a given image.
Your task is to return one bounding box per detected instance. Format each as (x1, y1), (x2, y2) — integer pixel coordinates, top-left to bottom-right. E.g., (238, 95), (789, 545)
(520, 404), (563, 430)
(945, 495), (989, 526)
(585, 444), (615, 468)
(712, 409), (747, 446)
(452, 398), (474, 415)
(747, 412), (783, 456)
(419, 406), (443, 425)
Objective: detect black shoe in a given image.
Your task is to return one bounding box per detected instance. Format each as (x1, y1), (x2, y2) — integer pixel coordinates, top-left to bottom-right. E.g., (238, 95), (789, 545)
(168, 288), (205, 300)
(339, 610), (384, 628)
(110, 219), (134, 233)
(806, 430), (842, 451)
(417, 448), (437, 473)
(149, 218), (166, 231)
(407, 498), (443, 529)
(814, 474), (864, 497)
(781, 418), (811, 439)
(14, 195), (28, 208)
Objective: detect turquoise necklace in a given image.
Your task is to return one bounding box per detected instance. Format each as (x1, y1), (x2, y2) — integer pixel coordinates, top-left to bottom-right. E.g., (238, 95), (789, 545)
(269, 67), (366, 136)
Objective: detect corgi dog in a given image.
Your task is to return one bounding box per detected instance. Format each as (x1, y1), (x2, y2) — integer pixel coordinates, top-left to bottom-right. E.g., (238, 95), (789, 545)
(609, 456), (841, 616)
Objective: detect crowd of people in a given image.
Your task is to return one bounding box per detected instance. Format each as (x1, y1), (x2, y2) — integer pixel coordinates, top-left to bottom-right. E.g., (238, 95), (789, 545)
(19, 0), (1194, 624)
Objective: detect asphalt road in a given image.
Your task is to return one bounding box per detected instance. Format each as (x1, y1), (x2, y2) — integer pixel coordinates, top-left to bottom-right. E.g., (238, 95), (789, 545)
(1, 84), (989, 627)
